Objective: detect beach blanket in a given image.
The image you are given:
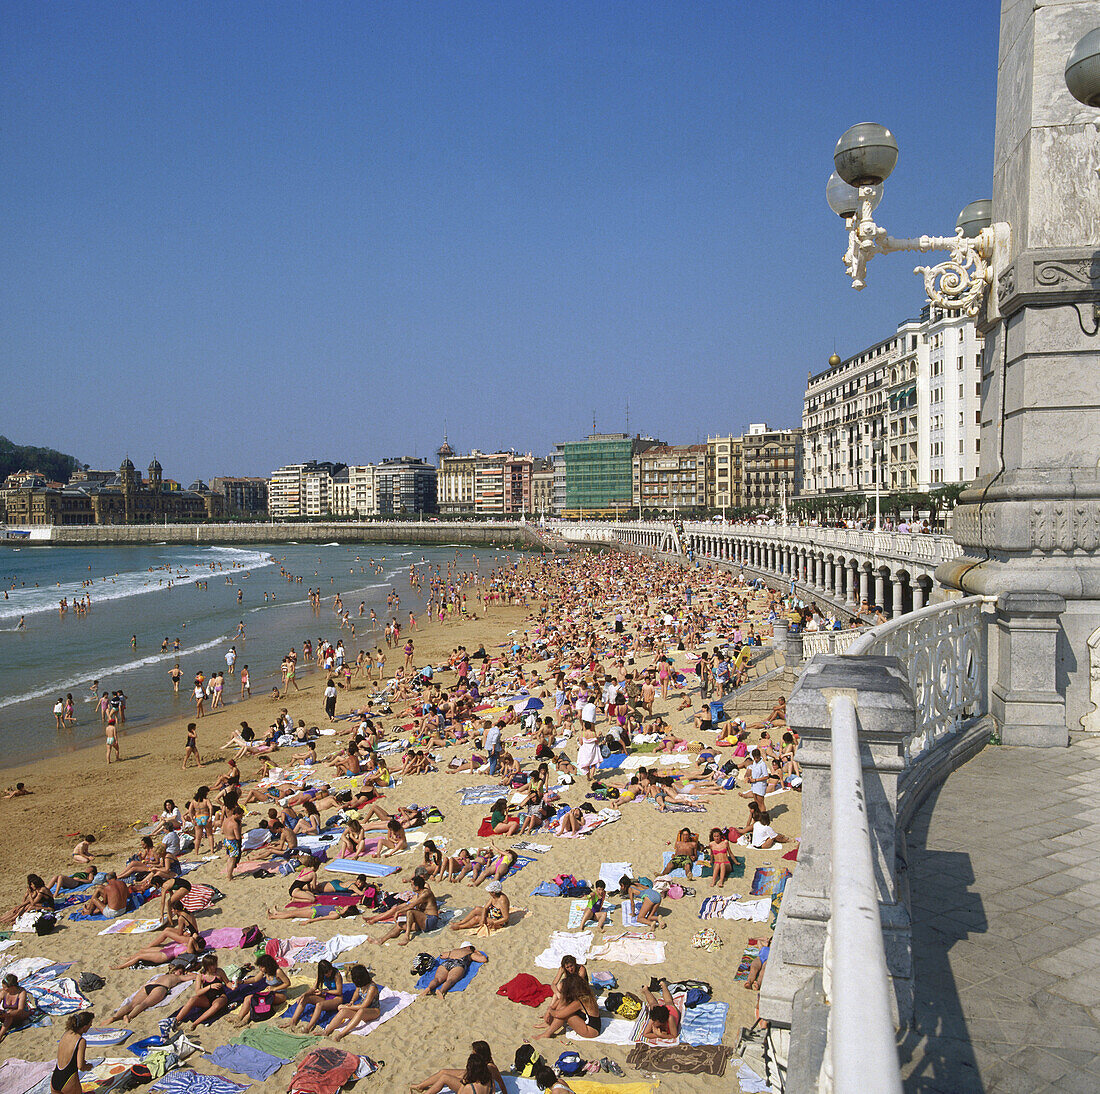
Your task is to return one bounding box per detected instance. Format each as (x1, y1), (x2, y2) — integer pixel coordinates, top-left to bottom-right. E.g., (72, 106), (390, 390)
(98, 917), (163, 935)
(345, 986), (417, 1035)
(163, 927), (246, 959)
(24, 968), (88, 1016)
(496, 974), (553, 1008)
(205, 1044), (289, 1082)
(285, 1048), (359, 1094)
(504, 854), (537, 878)
(699, 896), (770, 922)
(180, 884), (219, 912)
(0, 1060), (53, 1094)
(511, 841), (552, 854)
(565, 1006), (638, 1045)
(570, 1083), (657, 1094)
(566, 899), (589, 929)
(679, 1000), (729, 1046)
(289, 894), (360, 909)
(534, 931), (594, 969)
(323, 858), (400, 877)
(415, 958), (482, 994)
(67, 887), (156, 921)
(660, 851), (707, 879)
(735, 938), (766, 981)
(660, 802), (708, 813)
(627, 1042), (734, 1077)
(749, 867), (791, 898)
(598, 862), (633, 889)
(281, 934), (368, 963)
(234, 1024), (315, 1059)
(459, 785), (503, 806)
(84, 1027), (134, 1046)
(153, 1072), (251, 1094)
(587, 932), (666, 966)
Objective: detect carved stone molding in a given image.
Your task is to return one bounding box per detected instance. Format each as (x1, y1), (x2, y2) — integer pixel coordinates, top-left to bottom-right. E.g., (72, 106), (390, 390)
(1034, 259), (1098, 289)
(1030, 501), (1100, 552)
(996, 248), (1100, 316)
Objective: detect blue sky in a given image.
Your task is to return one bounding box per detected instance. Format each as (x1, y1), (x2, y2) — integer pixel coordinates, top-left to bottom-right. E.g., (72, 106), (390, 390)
(2, 1), (999, 480)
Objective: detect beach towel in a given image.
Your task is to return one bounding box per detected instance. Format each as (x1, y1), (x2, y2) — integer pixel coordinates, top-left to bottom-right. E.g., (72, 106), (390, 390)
(298, 894), (360, 907)
(735, 939), (766, 981)
(84, 1027), (134, 1046)
(598, 862), (633, 889)
(570, 1079), (658, 1094)
(534, 931), (594, 970)
(721, 897), (771, 922)
(564, 1006), (638, 1046)
(415, 957), (482, 993)
(587, 932), (666, 966)
(660, 802), (708, 813)
(205, 1044), (289, 1082)
(737, 1060), (774, 1092)
(0, 1060), (53, 1094)
(659, 851), (707, 879)
(285, 1048), (359, 1094)
(323, 859), (399, 877)
(496, 974), (553, 1008)
(345, 986), (417, 1035)
(511, 841), (552, 853)
(264, 937), (316, 967)
(627, 1042), (734, 1077)
(749, 867), (791, 898)
(98, 917), (163, 935)
(234, 1025), (315, 1059)
(679, 1000), (729, 1046)
(566, 899), (590, 929)
(180, 885), (219, 912)
(458, 785), (503, 806)
(23, 969), (88, 1016)
(153, 1073), (250, 1094)
(67, 887), (156, 921)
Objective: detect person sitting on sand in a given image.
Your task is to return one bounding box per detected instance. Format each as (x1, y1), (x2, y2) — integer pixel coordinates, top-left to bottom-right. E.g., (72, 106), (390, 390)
(0, 974), (30, 1043)
(229, 954), (291, 1027)
(418, 944), (489, 998)
(280, 960), (343, 1033)
(577, 880), (609, 932)
(552, 806), (588, 835)
(1, 874), (55, 926)
(83, 873), (131, 918)
(654, 827), (701, 879)
(170, 952), (230, 1030)
(209, 758), (242, 795)
(365, 876), (439, 945)
(411, 1040), (507, 1094)
(551, 955), (588, 1004)
(328, 965), (381, 1040)
(449, 879), (510, 934)
(440, 848), (473, 883)
(529, 970), (602, 1040)
(744, 936), (771, 990)
(71, 835), (96, 863)
(107, 968), (195, 1024)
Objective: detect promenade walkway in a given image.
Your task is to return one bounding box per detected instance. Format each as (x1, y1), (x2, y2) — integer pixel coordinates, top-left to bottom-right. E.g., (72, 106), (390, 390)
(899, 735), (1100, 1093)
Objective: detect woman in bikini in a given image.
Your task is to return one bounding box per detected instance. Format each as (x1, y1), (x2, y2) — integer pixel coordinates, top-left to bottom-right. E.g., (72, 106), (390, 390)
(229, 954), (291, 1027)
(449, 880), (510, 934)
(441, 848), (473, 883)
(280, 960), (343, 1033)
(708, 826), (734, 888)
(0, 874), (55, 926)
(50, 1011), (93, 1093)
(328, 965), (381, 1041)
(467, 843), (517, 888)
(411, 1040), (507, 1094)
(0, 974), (31, 1043)
(108, 969), (194, 1024)
(529, 971), (602, 1040)
(173, 952), (230, 1030)
(189, 788), (215, 855)
(418, 944), (489, 998)
(110, 915), (207, 970)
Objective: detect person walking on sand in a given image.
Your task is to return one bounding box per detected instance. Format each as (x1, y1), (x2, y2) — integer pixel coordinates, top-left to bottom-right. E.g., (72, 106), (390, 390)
(183, 722), (201, 769)
(105, 713), (121, 764)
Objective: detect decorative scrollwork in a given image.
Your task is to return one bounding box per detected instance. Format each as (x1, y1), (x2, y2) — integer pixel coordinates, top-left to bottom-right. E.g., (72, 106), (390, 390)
(914, 233), (990, 318)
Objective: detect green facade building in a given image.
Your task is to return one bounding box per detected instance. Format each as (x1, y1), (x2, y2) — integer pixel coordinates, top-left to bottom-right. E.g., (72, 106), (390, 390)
(561, 433), (660, 518)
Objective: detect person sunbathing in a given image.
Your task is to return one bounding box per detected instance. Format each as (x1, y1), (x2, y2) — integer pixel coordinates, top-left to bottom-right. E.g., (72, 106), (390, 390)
(417, 944), (488, 998)
(411, 1040), (507, 1094)
(449, 880), (510, 934)
(228, 954), (291, 1027)
(328, 965), (381, 1040)
(108, 968), (195, 1024)
(468, 844), (517, 888)
(640, 978), (681, 1040)
(171, 953), (230, 1030)
(280, 960), (344, 1033)
(83, 874), (131, 918)
(1, 874), (56, 926)
(529, 970), (602, 1040)
(47, 867), (97, 897)
(266, 902), (361, 922)
(440, 848), (474, 883)
(365, 876), (439, 944)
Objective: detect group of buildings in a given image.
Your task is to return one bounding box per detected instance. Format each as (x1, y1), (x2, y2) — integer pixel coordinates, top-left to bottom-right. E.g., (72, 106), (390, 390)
(1, 303), (983, 527)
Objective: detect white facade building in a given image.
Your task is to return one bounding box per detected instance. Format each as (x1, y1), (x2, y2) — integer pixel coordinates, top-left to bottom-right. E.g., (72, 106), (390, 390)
(802, 306), (983, 499)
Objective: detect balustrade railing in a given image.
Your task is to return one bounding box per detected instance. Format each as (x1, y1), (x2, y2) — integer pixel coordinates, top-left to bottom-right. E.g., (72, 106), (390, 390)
(844, 595), (994, 762)
(801, 630), (862, 658)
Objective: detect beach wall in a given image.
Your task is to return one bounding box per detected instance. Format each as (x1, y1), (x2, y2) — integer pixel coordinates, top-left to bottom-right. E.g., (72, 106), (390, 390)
(24, 521), (547, 550)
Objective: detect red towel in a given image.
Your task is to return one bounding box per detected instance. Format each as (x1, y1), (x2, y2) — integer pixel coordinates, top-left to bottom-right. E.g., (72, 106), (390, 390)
(497, 973), (554, 1007)
(478, 817), (495, 838)
(782, 846), (799, 861)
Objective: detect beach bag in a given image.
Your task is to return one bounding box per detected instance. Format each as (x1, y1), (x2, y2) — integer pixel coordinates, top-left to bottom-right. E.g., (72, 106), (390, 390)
(240, 925), (264, 948)
(556, 1052), (585, 1077)
(79, 971), (106, 992)
(411, 952), (435, 977)
(513, 1044), (544, 1077)
(606, 991), (642, 1020)
(685, 985), (712, 1007)
(34, 914), (57, 936)
(666, 884), (685, 900)
(426, 807), (444, 823)
(251, 991), (275, 1018)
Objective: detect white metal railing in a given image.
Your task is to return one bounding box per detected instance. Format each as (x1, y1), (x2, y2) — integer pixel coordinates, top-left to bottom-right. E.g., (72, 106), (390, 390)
(844, 595), (994, 762)
(823, 694), (904, 1094)
(801, 629), (863, 658)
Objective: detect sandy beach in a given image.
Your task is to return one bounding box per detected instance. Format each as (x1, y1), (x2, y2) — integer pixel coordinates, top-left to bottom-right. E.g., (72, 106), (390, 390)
(0, 554), (800, 1093)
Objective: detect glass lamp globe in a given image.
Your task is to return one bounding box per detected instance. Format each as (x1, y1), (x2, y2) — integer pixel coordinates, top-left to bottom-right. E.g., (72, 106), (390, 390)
(833, 123), (898, 187)
(956, 199), (992, 238)
(1066, 28), (1100, 108)
(827, 172), (881, 218)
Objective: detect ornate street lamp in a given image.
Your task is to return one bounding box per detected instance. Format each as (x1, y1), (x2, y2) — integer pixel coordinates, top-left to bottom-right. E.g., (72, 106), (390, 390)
(827, 122), (1008, 317)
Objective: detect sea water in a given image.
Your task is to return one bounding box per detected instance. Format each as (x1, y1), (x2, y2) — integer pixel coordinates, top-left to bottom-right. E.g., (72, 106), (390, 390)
(0, 542), (502, 766)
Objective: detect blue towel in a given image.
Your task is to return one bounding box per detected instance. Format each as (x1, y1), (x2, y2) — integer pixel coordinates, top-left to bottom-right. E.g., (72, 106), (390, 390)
(660, 851), (707, 879)
(680, 1000), (729, 1046)
(153, 1072), (250, 1094)
(415, 958), (482, 993)
(205, 1043), (290, 1081)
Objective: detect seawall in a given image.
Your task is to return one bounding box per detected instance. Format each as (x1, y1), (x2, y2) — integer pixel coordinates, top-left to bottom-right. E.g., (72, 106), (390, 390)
(5, 521), (548, 550)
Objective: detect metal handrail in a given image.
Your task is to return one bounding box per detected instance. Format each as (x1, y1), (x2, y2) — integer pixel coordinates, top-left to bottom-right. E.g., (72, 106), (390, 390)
(826, 694), (903, 1094)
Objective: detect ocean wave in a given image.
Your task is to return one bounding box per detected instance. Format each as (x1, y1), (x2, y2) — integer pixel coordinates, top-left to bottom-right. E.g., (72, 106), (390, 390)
(0, 632), (231, 711)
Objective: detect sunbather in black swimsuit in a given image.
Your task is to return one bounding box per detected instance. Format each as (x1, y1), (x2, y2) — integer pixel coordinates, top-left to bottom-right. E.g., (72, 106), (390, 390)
(51, 1038), (83, 1093)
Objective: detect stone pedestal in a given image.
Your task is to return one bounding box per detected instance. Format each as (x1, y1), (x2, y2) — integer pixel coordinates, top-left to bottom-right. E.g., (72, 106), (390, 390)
(759, 656), (914, 1027)
(939, 0), (1100, 741)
